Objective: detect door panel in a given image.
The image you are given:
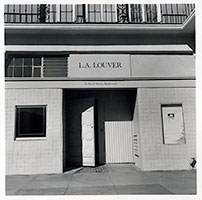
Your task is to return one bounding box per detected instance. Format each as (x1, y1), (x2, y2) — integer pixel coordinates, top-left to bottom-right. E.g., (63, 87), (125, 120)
(66, 98), (95, 167)
(105, 121), (133, 163)
(82, 105), (95, 166)
(162, 105), (185, 144)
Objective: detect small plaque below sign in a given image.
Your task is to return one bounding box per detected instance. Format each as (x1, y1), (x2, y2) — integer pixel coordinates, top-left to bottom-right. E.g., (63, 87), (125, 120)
(69, 54), (131, 78)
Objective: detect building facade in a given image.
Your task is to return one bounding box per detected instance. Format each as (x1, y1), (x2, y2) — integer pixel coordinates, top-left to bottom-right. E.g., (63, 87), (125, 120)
(5, 4), (196, 175)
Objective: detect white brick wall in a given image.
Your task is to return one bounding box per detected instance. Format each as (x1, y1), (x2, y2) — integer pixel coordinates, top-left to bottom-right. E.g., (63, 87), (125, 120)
(132, 98), (142, 169)
(6, 89), (63, 175)
(136, 88), (196, 170)
(5, 87), (196, 173)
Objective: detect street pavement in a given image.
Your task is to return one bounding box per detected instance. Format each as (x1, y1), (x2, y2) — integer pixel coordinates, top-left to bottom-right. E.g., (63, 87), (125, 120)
(5, 164), (196, 195)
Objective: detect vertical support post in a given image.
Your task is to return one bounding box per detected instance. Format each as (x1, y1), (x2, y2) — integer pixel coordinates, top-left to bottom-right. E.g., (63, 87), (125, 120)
(72, 4), (75, 22)
(141, 4), (146, 22)
(85, 4), (88, 22)
(56, 4), (60, 22)
(128, 4), (131, 22)
(114, 4), (118, 22)
(101, 4), (104, 22)
(157, 4), (162, 23)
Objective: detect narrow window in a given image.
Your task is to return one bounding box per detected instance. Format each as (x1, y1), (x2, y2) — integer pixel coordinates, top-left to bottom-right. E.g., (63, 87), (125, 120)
(161, 104), (185, 144)
(15, 106), (46, 138)
(33, 57), (42, 77)
(6, 57), (14, 77)
(24, 57), (32, 77)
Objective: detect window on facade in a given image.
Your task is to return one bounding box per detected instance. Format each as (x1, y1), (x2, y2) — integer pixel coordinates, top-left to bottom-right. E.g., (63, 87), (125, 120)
(60, 4), (73, 22)
(15, 106), (46, 138)
(161, 105), (185, 145)
(103, 4), (116, 22)
(87, 4), (102, 22)
(6, 57), (42, 77)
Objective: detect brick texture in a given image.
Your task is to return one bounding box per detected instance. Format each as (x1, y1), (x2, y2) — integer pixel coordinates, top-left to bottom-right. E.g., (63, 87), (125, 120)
(5, 89), (63, 175)
(136, 88), (196, 170)
(132, 99), (142, 169)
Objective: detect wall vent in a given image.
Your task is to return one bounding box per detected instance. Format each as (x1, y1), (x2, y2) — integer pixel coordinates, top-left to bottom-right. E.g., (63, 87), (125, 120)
(43, 57), (68, 77)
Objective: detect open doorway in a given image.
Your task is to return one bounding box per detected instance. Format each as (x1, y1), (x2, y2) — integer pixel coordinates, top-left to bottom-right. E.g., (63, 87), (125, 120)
(63, 89), (137, 172)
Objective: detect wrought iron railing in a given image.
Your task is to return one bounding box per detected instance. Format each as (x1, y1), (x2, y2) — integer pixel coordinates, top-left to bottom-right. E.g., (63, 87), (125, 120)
(4, 4), (195, 24)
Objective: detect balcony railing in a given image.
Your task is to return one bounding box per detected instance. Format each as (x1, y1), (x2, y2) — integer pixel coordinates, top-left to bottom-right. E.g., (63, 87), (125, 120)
(4, 4), (195, 24)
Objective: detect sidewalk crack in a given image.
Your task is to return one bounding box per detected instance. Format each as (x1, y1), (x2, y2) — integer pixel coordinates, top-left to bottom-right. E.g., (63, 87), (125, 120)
(106, 173), (118, 194)
(63, 173), (73, 195)
(14, 174), (39, 195)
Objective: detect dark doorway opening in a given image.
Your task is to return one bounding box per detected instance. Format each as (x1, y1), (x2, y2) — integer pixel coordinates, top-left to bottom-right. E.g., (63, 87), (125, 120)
(63, 89), (137, 172)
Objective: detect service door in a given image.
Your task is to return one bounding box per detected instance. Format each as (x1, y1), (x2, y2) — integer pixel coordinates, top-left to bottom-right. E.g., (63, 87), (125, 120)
(81, 100), (95, 166)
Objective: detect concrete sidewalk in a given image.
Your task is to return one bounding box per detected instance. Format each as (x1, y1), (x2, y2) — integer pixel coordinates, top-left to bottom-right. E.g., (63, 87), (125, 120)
(6, 164), (197, 195)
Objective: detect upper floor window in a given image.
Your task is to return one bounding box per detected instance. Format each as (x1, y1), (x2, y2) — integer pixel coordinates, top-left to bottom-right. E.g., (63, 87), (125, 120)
(60, 5), (73, 22)
(103, 4), (116, 23)
(5, 56), (68, 78)
(6, 57), (42, 77)
(4, 4), (39, 23)
(87, 4), (102, 23)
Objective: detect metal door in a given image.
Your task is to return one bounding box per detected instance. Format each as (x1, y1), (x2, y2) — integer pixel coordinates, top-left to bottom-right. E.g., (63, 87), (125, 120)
(162, 105), (185, 144)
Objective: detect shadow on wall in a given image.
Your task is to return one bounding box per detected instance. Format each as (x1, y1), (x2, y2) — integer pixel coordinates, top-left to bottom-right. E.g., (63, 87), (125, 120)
(63, 89), (137, 171)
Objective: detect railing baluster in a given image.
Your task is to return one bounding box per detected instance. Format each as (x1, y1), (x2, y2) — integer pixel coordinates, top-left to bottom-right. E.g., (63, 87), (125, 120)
(7, 5), (9, 22)
(138, 5), (140, 22)
(176, 4), (178, 23)
(25, 5), (27, 23)
(60, 4), (62, 23)
(187, 4), (190, 16)
(13, 5), (15, 23)
(110, 4), (113, 22)
(19, 5), (21, 23)
(184, 4), (187, 22)
(31, 5), (33, 23)
(171, 4), (173, 23)
(165, 4), (167, 23)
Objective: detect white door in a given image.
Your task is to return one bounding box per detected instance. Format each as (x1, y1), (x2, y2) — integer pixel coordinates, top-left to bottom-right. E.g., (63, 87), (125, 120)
(105, 121), (133, 163)
(81, 101), (95, 166)
(162, 105), (185, 144)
